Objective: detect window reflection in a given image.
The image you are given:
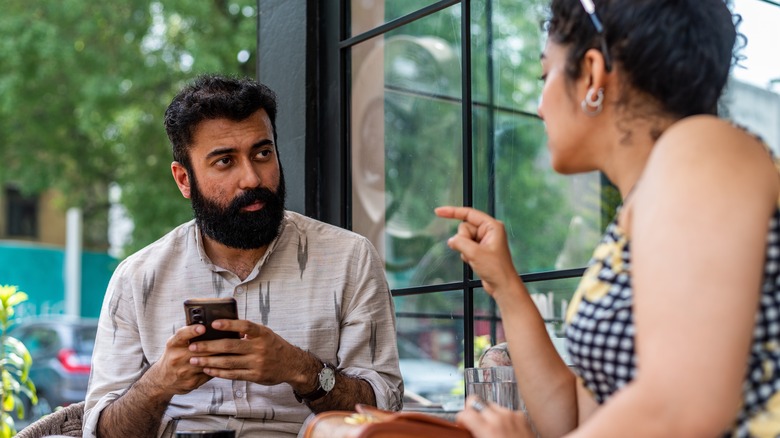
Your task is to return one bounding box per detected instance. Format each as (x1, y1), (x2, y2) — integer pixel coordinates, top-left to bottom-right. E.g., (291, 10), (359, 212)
(395, 290), (464, 408)
(350, 0), (440, 37)
(350, 6), (464, 290)
(472, 279), (579, 368)
(344, 0), (780, 396)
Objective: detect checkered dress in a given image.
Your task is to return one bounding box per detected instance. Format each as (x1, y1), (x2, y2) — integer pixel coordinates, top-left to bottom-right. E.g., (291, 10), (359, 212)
(565, 202), (780, 437)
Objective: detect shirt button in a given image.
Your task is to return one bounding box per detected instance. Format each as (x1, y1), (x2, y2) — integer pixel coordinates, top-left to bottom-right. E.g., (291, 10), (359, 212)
(235, 390), (243, 398)
(236, 286), (245, 295)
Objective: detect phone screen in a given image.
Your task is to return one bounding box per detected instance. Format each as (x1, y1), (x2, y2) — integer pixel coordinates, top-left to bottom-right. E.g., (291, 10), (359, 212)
(184, 297), (240, 343)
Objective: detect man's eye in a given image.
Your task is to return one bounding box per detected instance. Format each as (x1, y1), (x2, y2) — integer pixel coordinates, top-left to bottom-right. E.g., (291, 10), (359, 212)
(256, 150), (273, 159)
(216, 157), (232, 166)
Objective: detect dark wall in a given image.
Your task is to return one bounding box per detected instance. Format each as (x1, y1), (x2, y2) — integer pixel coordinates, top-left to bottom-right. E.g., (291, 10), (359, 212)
(257, 0), (309, 215)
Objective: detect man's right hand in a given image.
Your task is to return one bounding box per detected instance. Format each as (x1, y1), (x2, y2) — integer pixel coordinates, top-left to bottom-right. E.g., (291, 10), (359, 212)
(97, 324), (214, 438)
(145, 323), (216, 397)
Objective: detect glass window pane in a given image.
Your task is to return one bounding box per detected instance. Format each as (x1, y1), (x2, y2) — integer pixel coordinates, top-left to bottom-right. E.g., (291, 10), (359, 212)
(395, 290), (464, 409)
(5, 185), (38, 238)
(472, 288), (504, 367)
(350, 0), (442, 37)
(471, 0), (547, 115)
(468, 0), (613, 274)
(350, 6), (464, 289)
(471, 278), (579, 367)
(21, 327), (61, 359)
(471, 111), (610, 273)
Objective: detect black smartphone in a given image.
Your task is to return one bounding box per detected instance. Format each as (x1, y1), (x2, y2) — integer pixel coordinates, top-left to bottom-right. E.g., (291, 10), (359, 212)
(184, 297), (240, 343)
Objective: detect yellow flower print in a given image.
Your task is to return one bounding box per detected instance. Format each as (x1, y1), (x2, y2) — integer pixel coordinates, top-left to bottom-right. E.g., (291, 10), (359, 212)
(566, 261), (605, 322)
(747, 391), (780, 437)
(565, 228), (629, 323)
(762, 359), (775, 383)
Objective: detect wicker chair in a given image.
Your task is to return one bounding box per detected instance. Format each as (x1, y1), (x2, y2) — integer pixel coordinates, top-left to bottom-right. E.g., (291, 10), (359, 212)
(15, 401), (84, 438)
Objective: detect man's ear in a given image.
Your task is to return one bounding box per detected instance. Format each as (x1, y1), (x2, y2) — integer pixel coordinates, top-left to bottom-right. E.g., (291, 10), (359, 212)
(171, 161), (191, 199)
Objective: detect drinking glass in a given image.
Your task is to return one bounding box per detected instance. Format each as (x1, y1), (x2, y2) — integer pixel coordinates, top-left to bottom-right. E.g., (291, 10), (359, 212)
(464, 366), (523, 411)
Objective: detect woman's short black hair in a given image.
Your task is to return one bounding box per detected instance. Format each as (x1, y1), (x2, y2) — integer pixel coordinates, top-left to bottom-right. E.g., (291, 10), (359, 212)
(547, 0), (740, 117)
(164, 74), (279, 168)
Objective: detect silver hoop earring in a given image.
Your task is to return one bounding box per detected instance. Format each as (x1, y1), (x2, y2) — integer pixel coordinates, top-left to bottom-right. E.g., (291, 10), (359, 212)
(581, 88), (604, 116)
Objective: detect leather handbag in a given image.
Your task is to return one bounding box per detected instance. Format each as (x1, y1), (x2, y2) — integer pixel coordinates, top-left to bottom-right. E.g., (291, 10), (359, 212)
(302, 404), (473, 438)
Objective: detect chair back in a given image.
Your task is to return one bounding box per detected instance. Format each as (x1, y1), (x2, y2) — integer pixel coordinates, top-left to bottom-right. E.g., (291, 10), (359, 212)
(15, 401), (84, 438)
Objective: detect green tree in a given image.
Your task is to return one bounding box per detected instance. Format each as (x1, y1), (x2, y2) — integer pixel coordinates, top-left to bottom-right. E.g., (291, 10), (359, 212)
(378, 0), (570, 289)
(0, 0), (257, 255)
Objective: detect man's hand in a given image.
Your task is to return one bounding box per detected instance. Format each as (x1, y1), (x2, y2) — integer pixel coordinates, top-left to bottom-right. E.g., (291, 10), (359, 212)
(185, 318), (304, 385)
(97, 323), (214, 438)
(187, 319), (377, 412)
(145, 323), (216, 394)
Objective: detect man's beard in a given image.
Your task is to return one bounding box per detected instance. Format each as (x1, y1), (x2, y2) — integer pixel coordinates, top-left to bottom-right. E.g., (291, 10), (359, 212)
(189, 168), (286, 250)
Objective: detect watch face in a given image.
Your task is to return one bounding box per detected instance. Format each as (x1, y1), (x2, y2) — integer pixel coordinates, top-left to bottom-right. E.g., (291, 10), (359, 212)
(319, 366), (336, 392)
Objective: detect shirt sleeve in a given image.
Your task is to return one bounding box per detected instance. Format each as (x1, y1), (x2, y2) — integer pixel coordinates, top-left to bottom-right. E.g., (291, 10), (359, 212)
(336, 237), (404, 411)
(83, 261), (159, 437)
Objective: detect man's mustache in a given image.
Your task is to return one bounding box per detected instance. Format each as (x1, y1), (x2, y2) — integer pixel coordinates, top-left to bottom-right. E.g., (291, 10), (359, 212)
(230, 187), (278, 211)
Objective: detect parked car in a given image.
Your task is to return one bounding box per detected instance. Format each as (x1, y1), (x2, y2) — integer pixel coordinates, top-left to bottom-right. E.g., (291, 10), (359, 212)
(8, 316), (97, 426)
(397, 337), (462, 409)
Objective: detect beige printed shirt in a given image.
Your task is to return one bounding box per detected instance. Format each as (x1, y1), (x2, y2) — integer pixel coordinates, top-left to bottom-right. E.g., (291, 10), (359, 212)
(83, 211), (403, 437)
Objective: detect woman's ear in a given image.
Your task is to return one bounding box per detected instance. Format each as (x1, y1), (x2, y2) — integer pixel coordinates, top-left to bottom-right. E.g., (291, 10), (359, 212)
(581, 48), (610, 91)
(171, 161), (191, 199)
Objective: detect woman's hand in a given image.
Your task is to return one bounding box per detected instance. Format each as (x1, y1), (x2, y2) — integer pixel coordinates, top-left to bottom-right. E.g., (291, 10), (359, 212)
(435, 206), (520, 297)
(457, 396), (536, 438)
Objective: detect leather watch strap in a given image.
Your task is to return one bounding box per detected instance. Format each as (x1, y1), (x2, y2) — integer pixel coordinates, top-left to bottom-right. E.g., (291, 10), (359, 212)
(294, 362), (336, 404)
(294, 385), (328, 404)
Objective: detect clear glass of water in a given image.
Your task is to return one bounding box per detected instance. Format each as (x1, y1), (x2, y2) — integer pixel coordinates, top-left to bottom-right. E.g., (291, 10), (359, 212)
(464, 366), (523, 411)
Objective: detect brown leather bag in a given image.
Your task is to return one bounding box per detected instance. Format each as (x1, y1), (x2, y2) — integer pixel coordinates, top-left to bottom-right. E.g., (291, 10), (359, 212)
(302, 404), (473, 438)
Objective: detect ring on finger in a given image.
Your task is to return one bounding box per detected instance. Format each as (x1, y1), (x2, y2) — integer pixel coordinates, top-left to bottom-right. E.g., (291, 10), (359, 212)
(471, 399), (487, 413)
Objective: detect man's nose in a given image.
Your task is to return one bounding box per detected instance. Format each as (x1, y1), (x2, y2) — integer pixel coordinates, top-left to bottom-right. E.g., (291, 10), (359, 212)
(238, 160), (263, 189)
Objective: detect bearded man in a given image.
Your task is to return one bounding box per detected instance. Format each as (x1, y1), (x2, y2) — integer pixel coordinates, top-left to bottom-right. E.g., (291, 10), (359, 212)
(84, 75), (403, 438)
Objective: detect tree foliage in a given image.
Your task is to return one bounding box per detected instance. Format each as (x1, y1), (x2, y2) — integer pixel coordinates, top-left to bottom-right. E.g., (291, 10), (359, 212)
(372, 2), (618, 337)
(376, 0), (573, 290)
(0, 0), (257, 254)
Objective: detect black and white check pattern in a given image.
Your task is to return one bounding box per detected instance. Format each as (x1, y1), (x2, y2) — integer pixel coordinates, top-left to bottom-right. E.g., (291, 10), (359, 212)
(566, 219), (636, 403)
(566, 206), (780, 437)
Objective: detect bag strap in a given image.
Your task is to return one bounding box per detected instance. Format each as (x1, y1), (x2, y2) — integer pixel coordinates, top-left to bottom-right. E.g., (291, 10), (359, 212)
(355, 404), (469, 431)
(304, 405), (473, 438)
(302, 410), (356, 438)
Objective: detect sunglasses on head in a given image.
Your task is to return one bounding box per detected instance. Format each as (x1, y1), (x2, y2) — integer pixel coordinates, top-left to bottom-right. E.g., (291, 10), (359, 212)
(578, 0), (613, 71)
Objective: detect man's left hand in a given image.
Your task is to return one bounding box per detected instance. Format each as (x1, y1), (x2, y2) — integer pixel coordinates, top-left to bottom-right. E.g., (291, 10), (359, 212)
(186, 318), (307, 386)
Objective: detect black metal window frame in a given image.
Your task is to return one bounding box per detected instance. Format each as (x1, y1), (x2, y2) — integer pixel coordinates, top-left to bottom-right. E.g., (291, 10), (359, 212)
(333, 0), (588, 368)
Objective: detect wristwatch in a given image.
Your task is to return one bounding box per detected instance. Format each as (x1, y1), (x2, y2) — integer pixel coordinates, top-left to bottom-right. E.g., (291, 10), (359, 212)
(294, 362), (336, 404)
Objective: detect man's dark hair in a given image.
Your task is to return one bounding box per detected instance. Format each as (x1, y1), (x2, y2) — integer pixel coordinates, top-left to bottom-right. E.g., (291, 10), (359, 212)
(547, 0), (741, 118)
(164, 74), (279, 169)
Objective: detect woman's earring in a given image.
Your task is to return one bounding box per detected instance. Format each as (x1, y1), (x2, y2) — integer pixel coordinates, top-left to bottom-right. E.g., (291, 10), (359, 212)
(581, 88), (604, 116)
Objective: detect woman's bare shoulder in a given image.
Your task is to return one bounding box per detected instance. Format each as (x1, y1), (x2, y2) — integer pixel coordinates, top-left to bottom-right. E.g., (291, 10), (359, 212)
(642, 115), (778, 208)
(657, 115), (766, 156)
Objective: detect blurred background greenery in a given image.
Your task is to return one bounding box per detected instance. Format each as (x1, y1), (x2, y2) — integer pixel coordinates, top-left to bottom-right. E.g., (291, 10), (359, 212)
(0, 0), (257, 256)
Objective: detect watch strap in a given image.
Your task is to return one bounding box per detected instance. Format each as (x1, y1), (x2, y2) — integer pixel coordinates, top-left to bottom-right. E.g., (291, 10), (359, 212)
(293, 363), (335, 404)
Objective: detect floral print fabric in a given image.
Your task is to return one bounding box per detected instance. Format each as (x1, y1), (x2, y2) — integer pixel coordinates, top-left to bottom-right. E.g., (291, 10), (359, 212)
(566, 199), (780, 437)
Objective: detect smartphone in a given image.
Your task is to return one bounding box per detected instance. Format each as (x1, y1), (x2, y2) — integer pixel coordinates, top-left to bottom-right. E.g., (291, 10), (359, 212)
(184, 297), (240, 343)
